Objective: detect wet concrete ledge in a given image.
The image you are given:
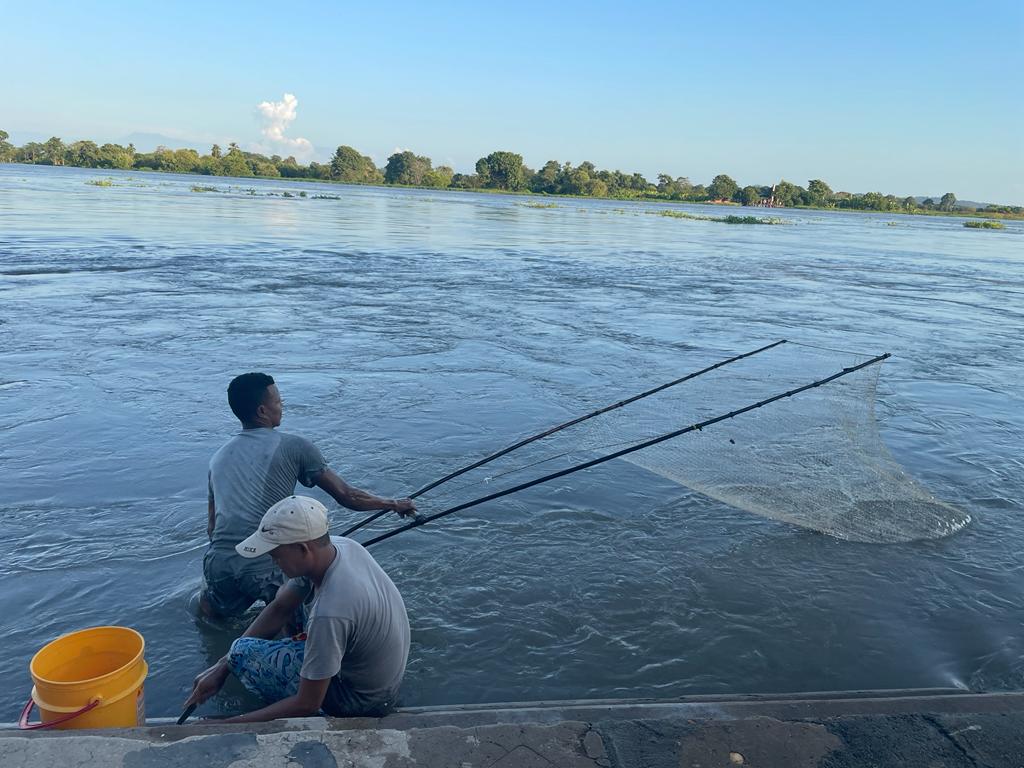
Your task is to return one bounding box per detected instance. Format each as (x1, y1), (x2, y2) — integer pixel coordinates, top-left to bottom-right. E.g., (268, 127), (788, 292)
(3, 688), (1024, 767)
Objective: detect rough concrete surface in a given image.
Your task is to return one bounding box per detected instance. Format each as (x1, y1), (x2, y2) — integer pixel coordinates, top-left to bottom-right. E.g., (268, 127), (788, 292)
(3, 690), (1024, 767)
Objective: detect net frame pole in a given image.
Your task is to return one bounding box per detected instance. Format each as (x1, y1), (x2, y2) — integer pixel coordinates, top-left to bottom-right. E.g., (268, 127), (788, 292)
(360, 351), (890, 548)
(340, 339), (788, 537)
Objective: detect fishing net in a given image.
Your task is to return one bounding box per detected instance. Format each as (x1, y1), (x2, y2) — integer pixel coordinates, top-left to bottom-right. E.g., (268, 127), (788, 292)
(399, 341), (969, 545)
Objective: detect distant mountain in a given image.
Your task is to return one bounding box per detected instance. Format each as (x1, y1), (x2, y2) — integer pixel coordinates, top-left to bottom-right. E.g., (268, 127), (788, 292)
(913, 195), (993, 209)
(121, 132), (208, 153)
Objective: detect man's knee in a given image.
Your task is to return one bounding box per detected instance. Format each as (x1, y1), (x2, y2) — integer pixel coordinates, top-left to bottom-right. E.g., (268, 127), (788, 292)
(227, 637), (260, 675)
(198, 591), (219, 619)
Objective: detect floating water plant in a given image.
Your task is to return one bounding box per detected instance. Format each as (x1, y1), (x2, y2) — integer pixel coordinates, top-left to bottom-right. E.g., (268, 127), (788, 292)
(191, 185), (219, 193)
(652, 210), (783, 225)
(963, 220), (1005, 229)
(86, 179), (114, 187)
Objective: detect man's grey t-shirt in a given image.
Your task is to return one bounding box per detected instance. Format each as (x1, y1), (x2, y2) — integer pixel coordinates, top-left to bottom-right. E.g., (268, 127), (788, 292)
(294, 536), (410, 705)
(208, 428), (327, 571)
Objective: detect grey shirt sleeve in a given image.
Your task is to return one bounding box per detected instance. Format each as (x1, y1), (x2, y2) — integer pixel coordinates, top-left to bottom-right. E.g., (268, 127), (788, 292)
(300, 615), (351, 680)
(292, 436), (328, 487)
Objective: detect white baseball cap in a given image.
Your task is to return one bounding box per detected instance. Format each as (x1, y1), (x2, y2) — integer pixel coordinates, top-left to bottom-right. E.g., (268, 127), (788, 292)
(236, 495), (329, 558)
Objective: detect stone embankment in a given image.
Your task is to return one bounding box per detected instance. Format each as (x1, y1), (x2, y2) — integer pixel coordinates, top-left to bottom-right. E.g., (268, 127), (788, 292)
(3, 689), (1023, 767)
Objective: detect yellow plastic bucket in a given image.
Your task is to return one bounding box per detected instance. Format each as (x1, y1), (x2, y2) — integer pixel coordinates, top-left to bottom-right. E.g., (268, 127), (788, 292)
(20, 626), (148, 730)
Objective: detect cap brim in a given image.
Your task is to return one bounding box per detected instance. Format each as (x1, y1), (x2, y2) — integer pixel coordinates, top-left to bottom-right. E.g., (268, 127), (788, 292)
(235, 532), (278, 558)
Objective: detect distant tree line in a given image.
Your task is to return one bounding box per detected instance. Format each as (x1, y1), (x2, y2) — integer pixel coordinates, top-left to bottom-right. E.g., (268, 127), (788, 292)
(0, 129), (1018, 215)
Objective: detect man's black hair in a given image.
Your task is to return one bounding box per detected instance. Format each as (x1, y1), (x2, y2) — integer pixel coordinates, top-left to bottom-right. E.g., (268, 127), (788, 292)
(227, 372), (275, 423)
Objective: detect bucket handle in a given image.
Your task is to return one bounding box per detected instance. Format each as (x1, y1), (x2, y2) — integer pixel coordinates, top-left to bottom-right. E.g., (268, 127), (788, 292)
(19, 696), (101, 730)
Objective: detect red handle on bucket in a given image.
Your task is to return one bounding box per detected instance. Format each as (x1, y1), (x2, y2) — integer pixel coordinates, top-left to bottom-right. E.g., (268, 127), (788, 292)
(19, 696), (100, 730)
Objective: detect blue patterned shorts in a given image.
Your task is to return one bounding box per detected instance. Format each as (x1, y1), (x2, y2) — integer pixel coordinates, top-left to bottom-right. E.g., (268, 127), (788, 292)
(228, 637), (306, 703)
(227, 637), (399, 716)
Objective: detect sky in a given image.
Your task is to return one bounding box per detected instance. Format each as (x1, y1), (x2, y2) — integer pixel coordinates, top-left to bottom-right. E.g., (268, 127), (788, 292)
(3, 0), (1022, 203)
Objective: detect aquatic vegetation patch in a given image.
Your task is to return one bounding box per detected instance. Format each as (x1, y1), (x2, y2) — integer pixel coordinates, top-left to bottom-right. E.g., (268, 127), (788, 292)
(86, 179), (115, 187)
(963, 220), (1005, 229)
(191, 185), (220, 193)
(721, 215), (783, 225)
(519, 202), (559, 209)
(311, 193), (341, 200)
(652, 210), (784, 225)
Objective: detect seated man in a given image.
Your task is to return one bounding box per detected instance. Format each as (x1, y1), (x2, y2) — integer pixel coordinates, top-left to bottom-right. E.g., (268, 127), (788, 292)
(185, 496), (410, 721)
(203, 371), (415, 619)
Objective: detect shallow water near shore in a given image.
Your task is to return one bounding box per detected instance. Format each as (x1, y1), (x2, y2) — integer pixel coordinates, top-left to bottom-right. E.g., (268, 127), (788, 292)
(1, 164), (1022, 719)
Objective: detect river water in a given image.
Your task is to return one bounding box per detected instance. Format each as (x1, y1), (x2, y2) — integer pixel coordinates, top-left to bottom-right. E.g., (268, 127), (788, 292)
(1, 164), (1022, 720)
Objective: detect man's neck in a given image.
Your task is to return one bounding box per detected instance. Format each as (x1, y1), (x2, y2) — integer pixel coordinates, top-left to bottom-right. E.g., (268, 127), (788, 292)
(241, 421), (274, 430)
(310, 543), (338, 588)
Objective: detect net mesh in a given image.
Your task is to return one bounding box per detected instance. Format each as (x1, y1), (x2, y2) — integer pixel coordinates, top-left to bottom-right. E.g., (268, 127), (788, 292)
(414, 341), (970, 544)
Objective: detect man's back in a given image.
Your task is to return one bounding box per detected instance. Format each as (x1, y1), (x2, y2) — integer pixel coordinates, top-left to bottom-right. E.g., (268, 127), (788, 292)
(299, 536), (410, 707)
(208, 428), (326, 561)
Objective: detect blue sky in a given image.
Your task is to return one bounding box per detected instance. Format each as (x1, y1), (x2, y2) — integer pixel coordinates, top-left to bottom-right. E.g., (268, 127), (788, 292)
(4, 1), (1022, 203)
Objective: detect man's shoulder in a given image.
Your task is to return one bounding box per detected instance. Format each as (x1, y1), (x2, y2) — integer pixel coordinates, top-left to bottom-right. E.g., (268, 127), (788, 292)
(210, 429), (279, 463)
(276, 430), (318, 448)
(331, 535), (371, 560)
(209, 433), (243, 464)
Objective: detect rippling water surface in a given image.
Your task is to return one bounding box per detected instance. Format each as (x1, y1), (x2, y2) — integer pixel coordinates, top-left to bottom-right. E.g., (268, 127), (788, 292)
(1, 164), (1022, 719)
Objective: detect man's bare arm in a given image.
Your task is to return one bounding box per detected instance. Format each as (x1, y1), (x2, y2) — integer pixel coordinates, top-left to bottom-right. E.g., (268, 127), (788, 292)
(207, 475), (216, 540)
(221, 676), (332, 723)
(184, 583), (306, 709)
(315, 469), (415, 515)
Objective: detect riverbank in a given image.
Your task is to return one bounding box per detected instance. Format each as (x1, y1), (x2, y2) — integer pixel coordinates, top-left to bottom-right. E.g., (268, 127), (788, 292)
(4, 160), (1021, 221)
(4, 689), (1024, 767)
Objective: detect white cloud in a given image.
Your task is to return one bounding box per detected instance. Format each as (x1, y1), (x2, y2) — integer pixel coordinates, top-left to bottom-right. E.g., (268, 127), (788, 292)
(255, 93), (314, 160)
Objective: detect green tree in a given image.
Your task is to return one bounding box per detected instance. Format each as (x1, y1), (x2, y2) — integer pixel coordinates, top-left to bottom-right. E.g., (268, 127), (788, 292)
(18, 142), (45, 163)
(307, 161), (331, 180)
(806, 179), (833, 206)
(65, 140), (102, 167)
(740, 186), (761, 206)
(98, 143), (134, 169)
(330, 145), (381, 183)
(0, 129), (15, 162)
(450, 173), (483, 189)
(939, 192), (957, 212)
(422, 165), (454, 188)
(708, 174), (738, 201)
(384, 151), (432, 185)
(248, 155), (280, 177)
(475, 150), (526, 190)
(530, 160), (561, 193)
(772, 180), (804, 207)
(210, 144), (222, 159)
(563, 162), (591, 195)
(43, 136), (66, 166)
(657, 174), (693, 199)
(902, 196), (917, 211)
(276, 156), (306, 178)
(219, 146), (254, 177)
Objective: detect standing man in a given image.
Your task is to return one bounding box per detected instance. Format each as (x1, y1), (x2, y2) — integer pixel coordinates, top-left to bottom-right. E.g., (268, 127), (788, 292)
(186, 496), (409, 720)
(202, 372), (415, 619)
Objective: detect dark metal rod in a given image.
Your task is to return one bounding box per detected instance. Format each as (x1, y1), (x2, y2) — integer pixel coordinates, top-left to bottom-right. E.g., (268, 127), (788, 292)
(407, 339), (787, 498)
(340, 340), (788, 537)
(361, 351), (890, 548)
(339, 509), (390, 537)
